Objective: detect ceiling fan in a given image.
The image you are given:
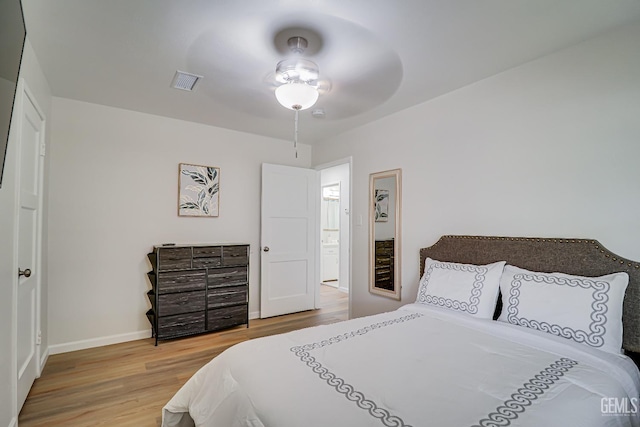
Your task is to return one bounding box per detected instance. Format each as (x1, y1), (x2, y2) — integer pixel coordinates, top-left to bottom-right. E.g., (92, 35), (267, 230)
(274, 36), (322, 111)
(185, 14), (402, 144)
(272, 35), (325, 157)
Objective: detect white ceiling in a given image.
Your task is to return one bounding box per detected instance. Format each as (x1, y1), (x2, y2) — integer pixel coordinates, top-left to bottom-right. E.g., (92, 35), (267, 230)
(21, 0), (640, 145)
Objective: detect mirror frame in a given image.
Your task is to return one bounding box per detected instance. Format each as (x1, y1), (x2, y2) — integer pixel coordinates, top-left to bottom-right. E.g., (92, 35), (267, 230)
(369, 168), (402, 300)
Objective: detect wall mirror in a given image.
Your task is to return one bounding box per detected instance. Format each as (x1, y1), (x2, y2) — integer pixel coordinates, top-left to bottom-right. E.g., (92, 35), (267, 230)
(369, 168), (402, 300)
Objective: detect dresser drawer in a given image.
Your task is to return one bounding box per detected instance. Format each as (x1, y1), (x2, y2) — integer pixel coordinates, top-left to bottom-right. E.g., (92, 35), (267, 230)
(147, 290), (156, 313)
(192, 246), (222, 268)
(207, 286), (247, 309)
(207, 305), (247, 331)
(157, 269), (206, 294)
(147, 272), (157, 289)
(323, 246), (338, 255)
(158, 312), (205, 338)
(193, 246), (222, 258)
(157, 247), (192, 271)
(222, 245), (248, 266)
(375, 247), (393, 257)
(192, 256), (222, 269)
(375, 256), (392, 266)
(375, 264), (392, 273)
(208, 266), (248, 288)
(158, 290), (205, 316)
(146, 309), (155, 334)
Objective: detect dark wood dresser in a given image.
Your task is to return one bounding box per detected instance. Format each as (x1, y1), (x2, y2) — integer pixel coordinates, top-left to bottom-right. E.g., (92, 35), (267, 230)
(146, 243), (249, 345)
(374, 239), (394, 290)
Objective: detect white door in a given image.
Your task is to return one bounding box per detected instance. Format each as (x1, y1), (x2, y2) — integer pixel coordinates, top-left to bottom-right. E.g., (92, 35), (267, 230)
(16, 87), (44, 411)
(260, 163), (317, 318)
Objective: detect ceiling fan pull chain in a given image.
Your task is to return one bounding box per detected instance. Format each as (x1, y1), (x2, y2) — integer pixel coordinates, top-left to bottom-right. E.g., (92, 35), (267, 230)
(294, 107), (299, 159)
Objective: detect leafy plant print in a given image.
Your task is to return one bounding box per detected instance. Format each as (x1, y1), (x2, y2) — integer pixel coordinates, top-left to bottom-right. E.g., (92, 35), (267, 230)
(374, 189), (389, 222)
(179, 164), (219, 217)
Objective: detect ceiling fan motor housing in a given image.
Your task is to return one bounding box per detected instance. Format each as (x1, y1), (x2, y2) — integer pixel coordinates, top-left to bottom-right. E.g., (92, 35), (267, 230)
(287, 36), (308, 54)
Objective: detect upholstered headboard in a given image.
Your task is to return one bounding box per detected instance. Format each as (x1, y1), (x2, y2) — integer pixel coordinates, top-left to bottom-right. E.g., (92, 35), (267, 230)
(419, 236), (640, 353)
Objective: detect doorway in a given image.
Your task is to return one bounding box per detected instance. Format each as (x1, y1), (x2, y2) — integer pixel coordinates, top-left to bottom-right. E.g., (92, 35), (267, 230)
(317, 160), (351, 315)
(321, 183), (340, 286)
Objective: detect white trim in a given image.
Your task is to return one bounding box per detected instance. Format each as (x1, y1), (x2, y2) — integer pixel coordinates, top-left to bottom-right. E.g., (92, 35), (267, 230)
(249, 311), (260, 320)
(48, 330), (152, 355)
(314, 157), (353, 171)
(9, 78), (24, 427)
(39, 347), (49, 375)
(321, 281), (339, 289)
(7, 416), (17, 427)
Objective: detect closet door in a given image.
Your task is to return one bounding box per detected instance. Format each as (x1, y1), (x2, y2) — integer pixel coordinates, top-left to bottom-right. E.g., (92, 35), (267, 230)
(15, 84), (45, 412)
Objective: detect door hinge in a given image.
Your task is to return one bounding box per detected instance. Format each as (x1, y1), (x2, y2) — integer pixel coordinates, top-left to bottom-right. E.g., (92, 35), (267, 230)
(39, 142), (46, 157)
(36, 330), (42, 345)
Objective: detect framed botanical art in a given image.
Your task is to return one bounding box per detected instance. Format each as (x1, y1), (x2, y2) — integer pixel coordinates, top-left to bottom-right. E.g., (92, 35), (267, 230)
(178, 163), (220, 217)
(374, 188), (389, 222)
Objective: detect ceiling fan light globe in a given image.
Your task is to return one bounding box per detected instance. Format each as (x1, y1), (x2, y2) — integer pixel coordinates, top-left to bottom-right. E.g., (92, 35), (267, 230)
(275, 82), (319, 110)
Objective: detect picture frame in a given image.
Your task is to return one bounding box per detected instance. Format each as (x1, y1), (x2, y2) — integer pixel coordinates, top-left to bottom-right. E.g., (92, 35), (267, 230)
(178, 163), (220, 217)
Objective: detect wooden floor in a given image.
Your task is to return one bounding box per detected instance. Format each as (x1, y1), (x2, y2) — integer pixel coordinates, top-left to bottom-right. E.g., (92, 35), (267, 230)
(19, 285), (348, 427)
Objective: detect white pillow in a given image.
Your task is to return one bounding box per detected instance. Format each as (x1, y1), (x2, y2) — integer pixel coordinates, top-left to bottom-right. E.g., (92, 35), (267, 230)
(416, 258), (506, 319)
(498, 265), (629, 354)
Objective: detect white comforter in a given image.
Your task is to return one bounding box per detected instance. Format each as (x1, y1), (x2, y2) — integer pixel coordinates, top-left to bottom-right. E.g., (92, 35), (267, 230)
(162, 304), (640, 427)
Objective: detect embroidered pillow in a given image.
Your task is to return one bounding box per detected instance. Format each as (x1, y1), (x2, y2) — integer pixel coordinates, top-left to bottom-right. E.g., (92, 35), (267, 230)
(416, 258), (505, 319)
(497, 265), (628, 354)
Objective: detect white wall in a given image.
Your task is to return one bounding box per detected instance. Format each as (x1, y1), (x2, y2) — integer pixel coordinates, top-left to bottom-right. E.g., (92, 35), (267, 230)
(0, 39), (51, 427)
(47, 98), (311, 352)
(313, 21), (640, 318)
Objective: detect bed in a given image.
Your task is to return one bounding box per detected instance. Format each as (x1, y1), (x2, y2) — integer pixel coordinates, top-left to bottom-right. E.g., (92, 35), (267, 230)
(162, 236), (640, 427)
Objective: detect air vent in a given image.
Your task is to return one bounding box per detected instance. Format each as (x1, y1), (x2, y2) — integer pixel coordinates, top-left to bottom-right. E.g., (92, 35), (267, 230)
(171, 71), (202, 91)
(312, 108), (326, 118)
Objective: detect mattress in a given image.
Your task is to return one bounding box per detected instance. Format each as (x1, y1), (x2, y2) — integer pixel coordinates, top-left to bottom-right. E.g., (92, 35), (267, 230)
(162, 304), (640, 427)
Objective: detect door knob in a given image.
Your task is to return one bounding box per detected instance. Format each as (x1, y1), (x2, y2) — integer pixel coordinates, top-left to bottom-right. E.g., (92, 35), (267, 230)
(263, 246), (270, 252)
(19, 268), (32, 278)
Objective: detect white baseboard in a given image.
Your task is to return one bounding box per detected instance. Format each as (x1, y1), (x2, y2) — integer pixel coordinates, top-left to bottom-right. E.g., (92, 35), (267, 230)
(7, 416), (17, 427)
(249, 311), (260, 320)
(48, 330), (152, 355)
(39, 347), (50, 374)
(322, 281), (339, 288)
(338, 286), (349, 293)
